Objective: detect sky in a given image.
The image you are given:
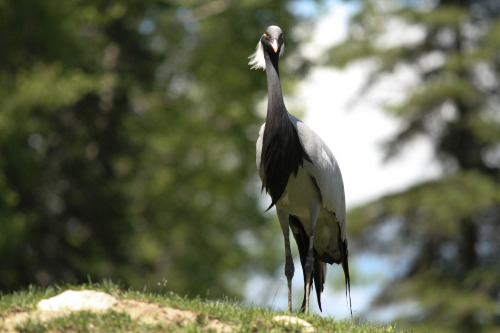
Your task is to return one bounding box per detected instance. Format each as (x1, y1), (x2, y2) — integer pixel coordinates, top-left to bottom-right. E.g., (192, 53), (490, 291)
(246, 0), (440, 321)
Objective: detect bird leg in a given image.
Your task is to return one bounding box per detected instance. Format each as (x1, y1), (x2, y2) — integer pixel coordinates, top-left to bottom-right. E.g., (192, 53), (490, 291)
(304, 203), (320, 313)
(284, 235), (294, 312)
(277, 210), (294, 312)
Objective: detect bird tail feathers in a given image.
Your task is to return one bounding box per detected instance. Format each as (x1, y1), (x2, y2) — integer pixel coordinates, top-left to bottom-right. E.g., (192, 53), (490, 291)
(341, 238), (353, 317)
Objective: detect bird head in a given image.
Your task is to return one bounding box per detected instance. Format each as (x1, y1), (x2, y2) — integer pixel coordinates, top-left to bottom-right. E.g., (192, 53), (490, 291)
(261, 25), (285, 55)
(248, 25), (285, 70)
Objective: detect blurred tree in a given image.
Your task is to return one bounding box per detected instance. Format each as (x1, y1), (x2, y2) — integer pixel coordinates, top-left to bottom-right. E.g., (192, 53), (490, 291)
(330, 0), (500, 331)
(0, 0), (319, 298)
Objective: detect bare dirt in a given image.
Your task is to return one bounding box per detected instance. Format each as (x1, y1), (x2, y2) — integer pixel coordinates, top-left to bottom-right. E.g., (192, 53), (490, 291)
(1, 290), (233, 332)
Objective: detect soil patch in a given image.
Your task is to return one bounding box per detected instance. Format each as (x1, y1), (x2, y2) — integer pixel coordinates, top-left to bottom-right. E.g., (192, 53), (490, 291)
(1, 290), (232, 332)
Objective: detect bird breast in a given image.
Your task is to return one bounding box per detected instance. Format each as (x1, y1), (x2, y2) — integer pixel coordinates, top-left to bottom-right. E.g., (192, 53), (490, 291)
(275, 164), (329, 223)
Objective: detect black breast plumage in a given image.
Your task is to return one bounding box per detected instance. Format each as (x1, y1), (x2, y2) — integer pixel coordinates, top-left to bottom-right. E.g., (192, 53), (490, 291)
(260, 112), (311, 210)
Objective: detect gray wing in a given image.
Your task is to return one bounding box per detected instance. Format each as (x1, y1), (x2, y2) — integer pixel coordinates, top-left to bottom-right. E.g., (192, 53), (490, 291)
(290, 114), (347, 241)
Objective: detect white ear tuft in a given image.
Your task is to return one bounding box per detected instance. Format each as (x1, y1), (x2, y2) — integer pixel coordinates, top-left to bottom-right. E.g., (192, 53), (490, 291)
(279, 42), (285, 57)
(248, 41), (266, 70)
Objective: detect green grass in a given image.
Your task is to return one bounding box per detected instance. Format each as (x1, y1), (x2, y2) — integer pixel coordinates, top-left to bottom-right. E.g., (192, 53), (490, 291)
(0, 281), (405, 332)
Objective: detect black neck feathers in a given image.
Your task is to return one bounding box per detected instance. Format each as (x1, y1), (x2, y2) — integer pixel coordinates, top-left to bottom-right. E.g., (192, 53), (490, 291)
(260, 50), (311, 210)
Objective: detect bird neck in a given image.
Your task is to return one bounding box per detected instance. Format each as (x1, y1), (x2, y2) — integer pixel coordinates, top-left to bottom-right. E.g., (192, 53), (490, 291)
(264, 51), (286, 118)
(261, 49), (311, 210)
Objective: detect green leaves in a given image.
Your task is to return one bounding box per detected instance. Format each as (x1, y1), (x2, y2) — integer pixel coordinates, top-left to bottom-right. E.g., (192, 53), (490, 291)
(355, 171), (500, 235)
(335, 1), (500, 330)
(386, 75), (481, 118)
(329, 40), (375, 68)
(12, 63), (114, 112)
(0, 0), (323, 301)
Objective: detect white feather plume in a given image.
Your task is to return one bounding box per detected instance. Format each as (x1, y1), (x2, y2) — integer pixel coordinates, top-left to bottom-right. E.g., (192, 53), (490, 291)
(248, 40), (266, 70)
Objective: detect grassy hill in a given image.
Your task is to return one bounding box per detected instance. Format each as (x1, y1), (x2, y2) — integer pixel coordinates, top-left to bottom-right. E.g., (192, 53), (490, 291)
(1, 282), (404, 332)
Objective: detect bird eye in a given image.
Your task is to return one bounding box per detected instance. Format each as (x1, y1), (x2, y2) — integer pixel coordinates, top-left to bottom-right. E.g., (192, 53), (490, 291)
(265, 33), (269, 38)
(280, 34), (283, 39)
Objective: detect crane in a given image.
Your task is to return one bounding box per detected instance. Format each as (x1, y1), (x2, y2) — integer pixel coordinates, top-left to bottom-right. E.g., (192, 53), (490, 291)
(249, 25), (351, 314)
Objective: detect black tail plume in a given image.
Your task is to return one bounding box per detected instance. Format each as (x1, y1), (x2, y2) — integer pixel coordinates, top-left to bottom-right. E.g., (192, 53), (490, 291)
(341, 238), (352, 317)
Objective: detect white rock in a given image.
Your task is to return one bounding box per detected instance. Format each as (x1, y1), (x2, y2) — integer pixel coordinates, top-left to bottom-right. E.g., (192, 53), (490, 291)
(37, 290), (117, 312)
(273, 315), (315, 332)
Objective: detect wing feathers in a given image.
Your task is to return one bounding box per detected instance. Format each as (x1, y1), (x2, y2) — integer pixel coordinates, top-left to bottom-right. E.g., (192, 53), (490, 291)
(290, 115), (347, 239)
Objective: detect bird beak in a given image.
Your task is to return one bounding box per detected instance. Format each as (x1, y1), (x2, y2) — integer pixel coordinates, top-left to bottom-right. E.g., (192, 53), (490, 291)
(271, 39), (279, 53)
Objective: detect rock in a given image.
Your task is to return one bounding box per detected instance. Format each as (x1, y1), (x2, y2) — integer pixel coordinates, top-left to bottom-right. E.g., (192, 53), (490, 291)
(273, 315), (315, 332)
(37, 290), (117, 312)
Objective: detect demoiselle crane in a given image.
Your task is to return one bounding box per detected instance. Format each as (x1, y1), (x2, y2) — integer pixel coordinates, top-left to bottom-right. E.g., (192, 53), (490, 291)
(249, 25), (351, 314)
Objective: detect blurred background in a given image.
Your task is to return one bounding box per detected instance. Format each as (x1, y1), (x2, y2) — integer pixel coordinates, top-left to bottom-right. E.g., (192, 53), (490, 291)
(0, 0), (499, 331)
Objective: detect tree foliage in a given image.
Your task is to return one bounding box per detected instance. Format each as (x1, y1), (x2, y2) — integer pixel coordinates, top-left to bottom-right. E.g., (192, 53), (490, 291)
(331, 0), (500, 331)
(0, 0), (317, 298)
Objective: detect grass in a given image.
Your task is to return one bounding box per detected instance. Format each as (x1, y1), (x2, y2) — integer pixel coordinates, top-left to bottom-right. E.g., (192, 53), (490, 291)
(0, 281), (406, 332)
